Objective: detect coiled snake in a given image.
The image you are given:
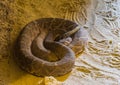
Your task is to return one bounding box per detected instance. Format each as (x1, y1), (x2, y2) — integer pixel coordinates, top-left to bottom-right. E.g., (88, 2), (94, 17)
(15, 18), (86, 77)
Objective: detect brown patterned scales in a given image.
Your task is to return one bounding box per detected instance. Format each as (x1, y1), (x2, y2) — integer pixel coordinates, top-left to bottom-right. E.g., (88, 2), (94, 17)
(15, 18), (86, 77)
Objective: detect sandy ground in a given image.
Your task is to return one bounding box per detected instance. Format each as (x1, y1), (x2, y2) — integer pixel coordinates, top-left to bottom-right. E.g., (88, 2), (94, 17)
(0, 0), (120, 85)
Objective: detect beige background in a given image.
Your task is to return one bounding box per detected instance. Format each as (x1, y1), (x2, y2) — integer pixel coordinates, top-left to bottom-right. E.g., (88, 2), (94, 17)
(0, 0), (120, 85)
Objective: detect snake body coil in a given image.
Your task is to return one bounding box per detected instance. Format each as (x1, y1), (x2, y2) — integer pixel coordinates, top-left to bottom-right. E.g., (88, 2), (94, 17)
(15, 18), (81, 76)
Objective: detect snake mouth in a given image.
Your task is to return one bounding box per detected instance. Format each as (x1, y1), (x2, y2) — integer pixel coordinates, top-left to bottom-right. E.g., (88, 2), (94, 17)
(15, 18), (79, 76)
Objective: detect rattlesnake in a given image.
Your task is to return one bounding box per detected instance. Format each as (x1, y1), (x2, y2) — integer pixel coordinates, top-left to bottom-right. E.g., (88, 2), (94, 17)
(15, 18), (86, 77)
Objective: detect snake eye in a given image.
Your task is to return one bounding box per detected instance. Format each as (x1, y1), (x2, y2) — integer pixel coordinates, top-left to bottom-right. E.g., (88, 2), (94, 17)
(55, 33), (69, 41)
(55, 35), (64, 41)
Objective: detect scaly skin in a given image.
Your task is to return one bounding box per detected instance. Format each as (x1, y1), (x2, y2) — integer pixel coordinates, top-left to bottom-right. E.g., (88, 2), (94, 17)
(15, 18), (83, 77)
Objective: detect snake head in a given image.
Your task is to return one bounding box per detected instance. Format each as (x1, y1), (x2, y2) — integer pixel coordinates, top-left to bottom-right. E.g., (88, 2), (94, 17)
(54, 33), (70, 41)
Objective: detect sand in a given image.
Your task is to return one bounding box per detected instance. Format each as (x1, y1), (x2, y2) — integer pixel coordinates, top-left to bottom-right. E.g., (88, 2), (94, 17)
(0, 0), (120, 85)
